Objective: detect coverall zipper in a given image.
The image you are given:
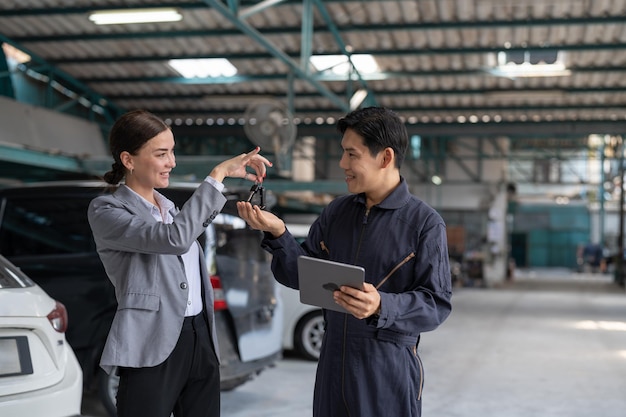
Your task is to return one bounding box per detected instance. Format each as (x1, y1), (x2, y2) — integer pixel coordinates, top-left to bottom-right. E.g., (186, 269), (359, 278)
(375, 252), (416, 290)
(340, 206), (421, 413)
(341, 206), (370, 416)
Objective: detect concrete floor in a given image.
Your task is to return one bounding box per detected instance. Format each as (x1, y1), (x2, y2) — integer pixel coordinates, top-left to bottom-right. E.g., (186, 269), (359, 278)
(83, 270), (626, 417)
(420, 270), (626, 417)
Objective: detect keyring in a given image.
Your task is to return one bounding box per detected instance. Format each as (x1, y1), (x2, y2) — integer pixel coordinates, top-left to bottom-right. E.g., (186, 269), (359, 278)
(246, 182), (265, 209)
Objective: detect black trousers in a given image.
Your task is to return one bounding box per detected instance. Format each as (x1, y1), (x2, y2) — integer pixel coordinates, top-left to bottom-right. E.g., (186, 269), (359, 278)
(116, 313), (220, 417)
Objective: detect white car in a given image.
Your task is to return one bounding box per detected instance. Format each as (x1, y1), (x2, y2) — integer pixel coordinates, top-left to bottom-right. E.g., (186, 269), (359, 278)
(0, 254), (82, 417)
(280, 285), (324, 361)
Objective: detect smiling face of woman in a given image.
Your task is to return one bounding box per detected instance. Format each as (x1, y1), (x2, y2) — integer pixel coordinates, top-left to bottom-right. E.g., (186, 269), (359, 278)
(122, 129), (176, 201)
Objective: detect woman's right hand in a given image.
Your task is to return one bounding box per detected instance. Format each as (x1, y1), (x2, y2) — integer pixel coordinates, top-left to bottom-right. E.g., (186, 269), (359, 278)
(210, 147), (272, 183)
(237, 201), (286, 238)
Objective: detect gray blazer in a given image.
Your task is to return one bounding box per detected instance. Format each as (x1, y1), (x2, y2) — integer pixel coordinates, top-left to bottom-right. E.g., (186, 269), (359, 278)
(87, 182), (227, 374)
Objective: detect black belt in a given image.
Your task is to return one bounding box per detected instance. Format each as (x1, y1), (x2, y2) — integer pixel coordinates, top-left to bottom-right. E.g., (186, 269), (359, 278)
(182, 311), (206, 331)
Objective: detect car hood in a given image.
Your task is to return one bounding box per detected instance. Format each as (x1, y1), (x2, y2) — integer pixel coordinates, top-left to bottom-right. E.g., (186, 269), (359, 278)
(0, 287), (55, 317)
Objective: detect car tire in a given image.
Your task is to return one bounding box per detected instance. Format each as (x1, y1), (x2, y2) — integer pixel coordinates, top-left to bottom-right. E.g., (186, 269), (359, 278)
(98, 366), (119, 417)
(293, 310), (324, 361)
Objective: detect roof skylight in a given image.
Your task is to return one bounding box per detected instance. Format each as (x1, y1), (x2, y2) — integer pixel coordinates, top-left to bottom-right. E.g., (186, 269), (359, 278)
(168, 58), (238, 78)
(310, 54), (380, 75)
(487, 50), (571, 78)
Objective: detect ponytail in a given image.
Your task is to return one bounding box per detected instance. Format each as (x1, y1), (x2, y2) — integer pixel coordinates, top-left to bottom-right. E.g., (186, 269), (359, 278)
(103, 161), (125, 184)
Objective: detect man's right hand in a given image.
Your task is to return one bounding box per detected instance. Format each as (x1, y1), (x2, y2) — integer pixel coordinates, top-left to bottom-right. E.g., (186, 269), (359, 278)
(236, 201), (286, 238)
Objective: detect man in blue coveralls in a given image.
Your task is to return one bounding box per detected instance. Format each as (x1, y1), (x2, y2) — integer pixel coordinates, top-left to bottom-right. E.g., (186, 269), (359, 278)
(237, 106), (452, 417)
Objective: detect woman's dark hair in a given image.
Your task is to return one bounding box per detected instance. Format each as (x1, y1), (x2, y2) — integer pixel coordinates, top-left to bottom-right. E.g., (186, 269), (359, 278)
(103, 110), (170, 184)
(336, 107), (408, 169)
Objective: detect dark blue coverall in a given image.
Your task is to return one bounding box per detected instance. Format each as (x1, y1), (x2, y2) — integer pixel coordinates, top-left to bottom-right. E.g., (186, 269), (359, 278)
(262, 178), (453, 417)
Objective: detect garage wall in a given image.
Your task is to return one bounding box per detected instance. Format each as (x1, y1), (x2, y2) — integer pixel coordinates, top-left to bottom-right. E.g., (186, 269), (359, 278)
(511, 203), (589, 269)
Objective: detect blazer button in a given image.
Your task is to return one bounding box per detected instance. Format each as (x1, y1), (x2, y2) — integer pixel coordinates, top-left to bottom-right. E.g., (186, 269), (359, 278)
(180, 282), (188, 290)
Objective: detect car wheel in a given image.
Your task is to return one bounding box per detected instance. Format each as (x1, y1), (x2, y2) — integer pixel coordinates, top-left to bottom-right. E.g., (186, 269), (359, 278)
(98, 366), (119, 417)
(294, 310), (324, 361)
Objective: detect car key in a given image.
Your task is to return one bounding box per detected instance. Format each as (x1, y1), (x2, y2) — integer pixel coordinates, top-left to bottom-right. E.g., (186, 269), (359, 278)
(246, 182), (265, 209)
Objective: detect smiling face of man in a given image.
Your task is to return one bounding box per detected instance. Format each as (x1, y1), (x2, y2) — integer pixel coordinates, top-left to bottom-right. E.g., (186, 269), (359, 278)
(339, 128), (386, 197)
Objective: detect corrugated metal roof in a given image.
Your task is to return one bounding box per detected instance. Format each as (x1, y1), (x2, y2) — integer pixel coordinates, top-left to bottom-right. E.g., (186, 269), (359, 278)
(0, 0), (625, 138)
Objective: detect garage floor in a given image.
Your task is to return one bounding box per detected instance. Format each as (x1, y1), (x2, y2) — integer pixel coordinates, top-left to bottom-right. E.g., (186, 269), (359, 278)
(83, 269), (626, 417)
(421, 270), (626, 417)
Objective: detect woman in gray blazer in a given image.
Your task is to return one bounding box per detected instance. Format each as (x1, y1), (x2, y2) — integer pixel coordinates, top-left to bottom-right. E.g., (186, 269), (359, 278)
(88, 109), (271, 417)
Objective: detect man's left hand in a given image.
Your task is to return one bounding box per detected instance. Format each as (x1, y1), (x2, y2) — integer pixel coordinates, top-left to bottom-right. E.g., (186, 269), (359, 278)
(333, 283), (381, 319)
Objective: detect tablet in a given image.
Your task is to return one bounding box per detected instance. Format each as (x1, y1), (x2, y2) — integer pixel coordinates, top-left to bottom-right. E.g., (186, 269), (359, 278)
(297, 256), (365, 313)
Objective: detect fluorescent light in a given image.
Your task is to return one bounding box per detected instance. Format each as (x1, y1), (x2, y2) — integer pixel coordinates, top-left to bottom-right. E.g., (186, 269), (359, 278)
(310, 54), (380, 76)
(168, 58), (238, 78)
(89, 8), (182, 25)
(349, 89), (368, 110)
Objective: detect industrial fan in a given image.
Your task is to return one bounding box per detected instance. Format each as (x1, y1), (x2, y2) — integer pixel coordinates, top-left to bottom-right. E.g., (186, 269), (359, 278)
(243, 99), (297, 176)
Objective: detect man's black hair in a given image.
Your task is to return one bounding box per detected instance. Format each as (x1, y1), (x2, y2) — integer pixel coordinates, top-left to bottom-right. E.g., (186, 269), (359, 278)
(337, 107), (408, 169)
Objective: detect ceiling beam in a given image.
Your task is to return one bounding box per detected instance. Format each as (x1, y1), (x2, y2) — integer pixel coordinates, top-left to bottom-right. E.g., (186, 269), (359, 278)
(312, 0), (376, 106)
(76, 67), (626, 85)
(0, 34), (125, 122)
(47, 42), (626, 65)
(104, 88), (626, 102)
(7, 17), (624, 42)
(165, 119), (626, 138)
(0, 0), (410, 17)
(0, 143), (86, 173)
(111, 101), (626, 115)
(198, 0), (349, 112)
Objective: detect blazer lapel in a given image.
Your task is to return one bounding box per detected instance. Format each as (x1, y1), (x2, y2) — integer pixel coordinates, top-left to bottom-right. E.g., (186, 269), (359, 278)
(113, 185), (157, 223)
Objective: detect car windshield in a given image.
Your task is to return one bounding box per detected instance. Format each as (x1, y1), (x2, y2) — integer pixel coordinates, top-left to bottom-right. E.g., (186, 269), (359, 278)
(0, 256), (35, 289)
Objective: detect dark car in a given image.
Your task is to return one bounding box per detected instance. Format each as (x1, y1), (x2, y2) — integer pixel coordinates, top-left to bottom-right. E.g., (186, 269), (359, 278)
(0, 181), (283, 416)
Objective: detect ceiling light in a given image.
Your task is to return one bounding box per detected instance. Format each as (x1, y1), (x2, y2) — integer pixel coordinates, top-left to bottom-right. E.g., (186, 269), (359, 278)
(349, 89), (368, 110)
(88, 8), (182, 25)
(168, 58), (237, 78)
